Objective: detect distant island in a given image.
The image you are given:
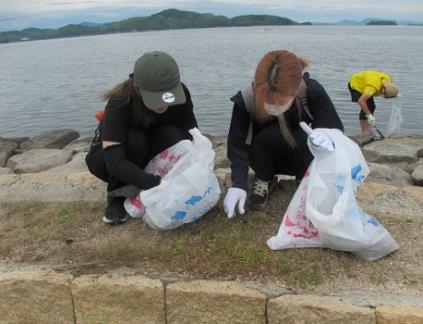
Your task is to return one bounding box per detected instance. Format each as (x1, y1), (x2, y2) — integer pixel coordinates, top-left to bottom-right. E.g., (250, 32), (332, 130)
(0, 9), (309, 44)
(366, 20), (397, 25)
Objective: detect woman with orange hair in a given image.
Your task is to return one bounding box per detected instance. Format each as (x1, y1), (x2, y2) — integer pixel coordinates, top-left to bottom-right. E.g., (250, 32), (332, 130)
(224, 50), (344, 218)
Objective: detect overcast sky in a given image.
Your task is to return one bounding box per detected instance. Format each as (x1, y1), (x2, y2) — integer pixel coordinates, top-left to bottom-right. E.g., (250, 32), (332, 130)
(1, 0), (423, 31)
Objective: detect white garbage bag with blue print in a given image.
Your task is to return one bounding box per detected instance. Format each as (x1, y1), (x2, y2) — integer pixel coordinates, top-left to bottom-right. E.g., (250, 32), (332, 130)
(124, 128), (221, 230)
(268, 128), (398, 261)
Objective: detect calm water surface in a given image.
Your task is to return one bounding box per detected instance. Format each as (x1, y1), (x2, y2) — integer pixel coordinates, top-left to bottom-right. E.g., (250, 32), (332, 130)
(0, 26), (422, 137)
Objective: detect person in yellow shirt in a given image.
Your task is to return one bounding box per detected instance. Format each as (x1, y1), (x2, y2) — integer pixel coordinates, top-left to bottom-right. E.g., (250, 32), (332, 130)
(348, 70), (399, 134)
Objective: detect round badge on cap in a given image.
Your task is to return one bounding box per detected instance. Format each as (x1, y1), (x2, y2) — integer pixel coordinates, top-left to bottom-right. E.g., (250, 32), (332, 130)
(162, 92), (175, 104)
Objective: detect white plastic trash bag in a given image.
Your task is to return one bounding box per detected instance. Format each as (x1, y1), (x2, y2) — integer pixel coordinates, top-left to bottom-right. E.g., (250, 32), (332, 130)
(266, 170), (323, 250)
(386, 100), (403, 137)
(124, 128), (221, 230)
(267, 129), (398, 261)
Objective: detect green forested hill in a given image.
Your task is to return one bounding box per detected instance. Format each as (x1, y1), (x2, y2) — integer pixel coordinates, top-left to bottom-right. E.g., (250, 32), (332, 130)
(0, 9), (301, 43)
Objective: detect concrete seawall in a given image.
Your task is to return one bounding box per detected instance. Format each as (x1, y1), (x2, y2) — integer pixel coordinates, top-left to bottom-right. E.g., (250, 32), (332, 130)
(1, 266), (422, 323)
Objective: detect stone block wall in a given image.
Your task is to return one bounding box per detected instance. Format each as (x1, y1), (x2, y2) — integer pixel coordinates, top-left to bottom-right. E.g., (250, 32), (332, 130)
(0, 269), (422, 324)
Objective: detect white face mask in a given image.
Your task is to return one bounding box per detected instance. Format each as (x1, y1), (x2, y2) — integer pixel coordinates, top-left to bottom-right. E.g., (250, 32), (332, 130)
(264, 98), (294, 116)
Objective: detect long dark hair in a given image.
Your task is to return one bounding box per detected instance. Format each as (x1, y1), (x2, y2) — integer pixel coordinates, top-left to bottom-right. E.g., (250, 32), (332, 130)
(102, 77), (155, 129)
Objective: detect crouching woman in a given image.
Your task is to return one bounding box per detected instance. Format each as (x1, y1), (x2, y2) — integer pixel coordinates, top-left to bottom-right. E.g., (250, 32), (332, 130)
(224, 50), (344, 218)
(86, 51), (197, 224)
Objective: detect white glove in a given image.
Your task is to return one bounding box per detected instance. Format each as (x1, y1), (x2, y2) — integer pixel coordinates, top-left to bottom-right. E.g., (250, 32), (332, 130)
(299, 122), (334, 154)
(224, 187), (247, 219)
(365, 114), (376, 127)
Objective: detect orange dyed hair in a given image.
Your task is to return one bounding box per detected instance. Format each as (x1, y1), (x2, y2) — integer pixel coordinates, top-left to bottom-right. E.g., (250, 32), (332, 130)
(254, 50), (308, 119)
(254, 50), (309, 146)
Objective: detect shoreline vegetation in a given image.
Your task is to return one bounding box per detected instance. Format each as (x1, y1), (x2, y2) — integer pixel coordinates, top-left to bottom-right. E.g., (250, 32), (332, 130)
(0, 9), (306, 44)
(0, 8), (410, 44)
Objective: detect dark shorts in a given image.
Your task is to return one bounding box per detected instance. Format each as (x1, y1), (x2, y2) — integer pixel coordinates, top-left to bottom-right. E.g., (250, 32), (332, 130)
(250, 122), (313, 181)
(348, 83), (376, 120)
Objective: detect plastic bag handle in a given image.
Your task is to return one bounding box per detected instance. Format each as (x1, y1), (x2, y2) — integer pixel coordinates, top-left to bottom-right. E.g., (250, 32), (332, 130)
(299, 122), (313, 135)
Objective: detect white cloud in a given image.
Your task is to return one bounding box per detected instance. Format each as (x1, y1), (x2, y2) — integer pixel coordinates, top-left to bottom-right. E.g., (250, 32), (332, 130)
(2, 0), (423, 13)
(213, 0), (423, 13)
(0, 0), (191, 13)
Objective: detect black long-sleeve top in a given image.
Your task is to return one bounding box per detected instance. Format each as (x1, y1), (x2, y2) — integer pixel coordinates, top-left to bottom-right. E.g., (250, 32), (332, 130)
(227, 75), (344, 191)
(101, 83), (197, 190)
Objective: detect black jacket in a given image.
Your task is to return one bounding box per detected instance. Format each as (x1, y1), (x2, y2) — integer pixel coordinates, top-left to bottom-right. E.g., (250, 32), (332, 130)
(87, 83), (198, 190)
(227, 74), (344, 190)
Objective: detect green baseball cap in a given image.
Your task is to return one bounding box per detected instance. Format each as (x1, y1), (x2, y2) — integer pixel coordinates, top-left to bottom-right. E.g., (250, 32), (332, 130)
(133, 51), (186, 110)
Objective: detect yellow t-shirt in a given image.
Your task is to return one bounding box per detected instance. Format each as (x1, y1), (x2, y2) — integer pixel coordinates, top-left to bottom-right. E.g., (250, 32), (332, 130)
(349, 71), (393, 97)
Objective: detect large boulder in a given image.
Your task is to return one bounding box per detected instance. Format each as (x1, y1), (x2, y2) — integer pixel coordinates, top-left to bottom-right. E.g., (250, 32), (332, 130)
(4, 136), (29, 145)
(6, 149), (73, 173)
(63, 136), (93, 153)
(0, 151), (13, 167)
(44, 152), (88, 173)
(20, 128), (80, 150)
(0, 137), (18, 151)
(362, 135), (423, 164)
(0, 137), (18, 167)
(411, 161), (423, 186)
(367, 162), (414, 187)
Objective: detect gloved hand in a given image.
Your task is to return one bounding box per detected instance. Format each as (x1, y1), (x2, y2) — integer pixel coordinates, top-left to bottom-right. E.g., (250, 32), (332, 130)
(224, 187), (247, 219)
(309, 131), (335, 153)
(365, 114), (376, 127)
(299, 122), (334, 153)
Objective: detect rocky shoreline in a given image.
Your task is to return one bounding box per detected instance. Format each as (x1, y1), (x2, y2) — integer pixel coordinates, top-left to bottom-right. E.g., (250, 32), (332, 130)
(1, 128), (422, 186)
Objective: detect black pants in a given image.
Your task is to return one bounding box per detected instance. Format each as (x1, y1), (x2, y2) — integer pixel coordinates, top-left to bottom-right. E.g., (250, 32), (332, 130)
(86, 124), (191, 192)
(348, 83), (376, 120)
(250, 123), (313, 182)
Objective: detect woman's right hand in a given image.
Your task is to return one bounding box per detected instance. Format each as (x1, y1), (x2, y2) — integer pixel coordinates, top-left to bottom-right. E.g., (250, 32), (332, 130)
(365, 114), (376, 126)
(224, 187), (247, 219)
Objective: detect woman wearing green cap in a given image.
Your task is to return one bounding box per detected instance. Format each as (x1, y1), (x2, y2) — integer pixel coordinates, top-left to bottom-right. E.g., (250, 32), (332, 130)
(348, 70), (399, 134)
(86, 51), (197, 225)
